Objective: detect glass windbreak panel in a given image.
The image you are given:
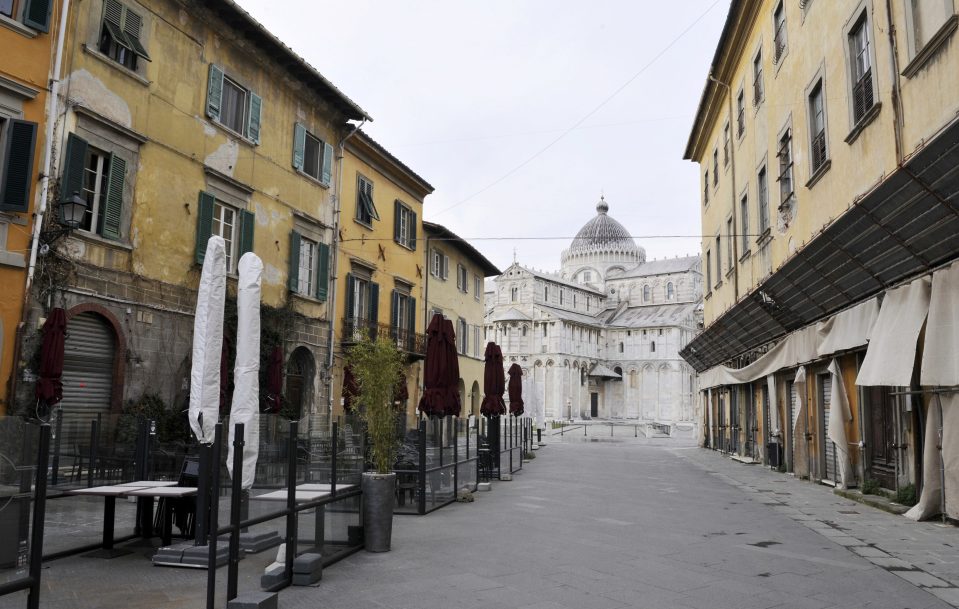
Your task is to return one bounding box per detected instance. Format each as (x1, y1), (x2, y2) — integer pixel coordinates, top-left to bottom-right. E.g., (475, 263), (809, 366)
(0, 417), (40, 584)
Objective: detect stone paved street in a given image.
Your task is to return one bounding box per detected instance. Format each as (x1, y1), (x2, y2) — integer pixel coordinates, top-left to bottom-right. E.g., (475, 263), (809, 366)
(5, 438), (959, 608)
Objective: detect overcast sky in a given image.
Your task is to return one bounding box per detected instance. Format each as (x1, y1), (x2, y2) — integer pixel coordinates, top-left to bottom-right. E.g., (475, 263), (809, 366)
(237, 0), (729, 274)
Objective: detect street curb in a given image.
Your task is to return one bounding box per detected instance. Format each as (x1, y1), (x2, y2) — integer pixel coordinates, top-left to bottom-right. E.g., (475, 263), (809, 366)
(834, 488), (910, 516)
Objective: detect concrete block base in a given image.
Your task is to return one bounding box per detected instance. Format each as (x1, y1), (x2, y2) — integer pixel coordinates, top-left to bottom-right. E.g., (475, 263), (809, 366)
(240, 531), (282, 553)
(499, 474), (513, 481)
(260, 563), (285, 589)
(292, 552), (322, 586)
(152, 540), (237, 569)
(477, 482), (492, 492)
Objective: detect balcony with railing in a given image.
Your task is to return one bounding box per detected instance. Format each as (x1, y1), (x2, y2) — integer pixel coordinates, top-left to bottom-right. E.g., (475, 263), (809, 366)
(342, 317), (427, 358)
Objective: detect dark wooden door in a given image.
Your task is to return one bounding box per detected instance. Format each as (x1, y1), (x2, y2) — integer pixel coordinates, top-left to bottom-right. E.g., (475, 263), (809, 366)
(867, 386), (897, 490)
(590, 393), (598, 418)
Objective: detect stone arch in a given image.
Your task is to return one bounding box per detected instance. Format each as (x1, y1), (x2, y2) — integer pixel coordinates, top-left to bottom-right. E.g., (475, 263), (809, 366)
(458, 378), (466, 415)
(470, 380), (480, 417)
(65, 303), (127, 412)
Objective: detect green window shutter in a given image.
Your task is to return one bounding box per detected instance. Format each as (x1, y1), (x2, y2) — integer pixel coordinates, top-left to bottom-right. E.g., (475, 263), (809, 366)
(121, 6), (150, 60)
(292, 123), (306, 172)
(321, 142), (333, 185)
(409, 210), (417, 251)
(0, 120), (38, 213)
(60, 133), (88, 204)
(315, 241), (329, 301)
(238, 209), (255, 255)
(206, 64), (224, 121)
(288, 230), (301, 292)
(442, 254), (449, 280)
(408, 296), (416, 334)
(100, 153), (125, 239)
(344, 274), (355, 320)
(194, 191), (215, 265)
(369, 282), (379, 324)
(23, 0), (52, 32)
(390, 290), (399, 330)
(393, 200), (401, 244)
(247, 92), (262, 144)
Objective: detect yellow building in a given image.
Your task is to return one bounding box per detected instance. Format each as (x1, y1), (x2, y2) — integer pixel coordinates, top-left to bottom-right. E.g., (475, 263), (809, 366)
(683, 0), (959, 497)
(0, 0), (58, 414)
(14, 0), (370, 423)
(332, 130), (433, 420)
(423, 221), (500, 417)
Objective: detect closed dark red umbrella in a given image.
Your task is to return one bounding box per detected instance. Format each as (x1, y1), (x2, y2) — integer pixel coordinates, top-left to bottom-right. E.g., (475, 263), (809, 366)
(265, 345), (284, 413)
(418, 314), (460, 417)
(480, 342), (506, 417)
(507, 363), (524, 416)
(35, 308), (67, 409)
(342, 364), (358, 412)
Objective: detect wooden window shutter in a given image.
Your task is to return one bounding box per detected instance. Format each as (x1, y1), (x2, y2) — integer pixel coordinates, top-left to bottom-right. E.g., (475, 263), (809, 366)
(409, 210), (417, 250)
(194, 191), (215, 264)
(390, 290), (400, 330)
(60, 133), (88, 204)
(292, 123), (306, 172)
(442, 254), (449, 280)
(23, 0), (53, 32)
(393, 200), (401, 244)
(408, 297), (416, 333)
(238, 209), (255, 255)
(321, 142), (333, 185)
(369, 282), (379, 324)
(345, 273), (355, 319)
(315, 241), (329, 302)
(0, 119), (38, 213)
(121, 6), (150, 60)
(288, 230), (301, 292)
(247, 92), (262, 144)
(100, 153), (126, 239)
(206, 64), (224, 121)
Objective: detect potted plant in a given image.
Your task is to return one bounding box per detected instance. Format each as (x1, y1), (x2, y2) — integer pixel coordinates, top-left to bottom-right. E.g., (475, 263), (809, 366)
(347, 336), (403, 552)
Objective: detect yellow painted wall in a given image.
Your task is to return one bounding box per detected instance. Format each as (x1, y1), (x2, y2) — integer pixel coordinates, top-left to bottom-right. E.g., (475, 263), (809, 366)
(0, 4), (56, 413)
(424, 230), (489, 418)
(690, 1), (958, 329)
(57, 0), (344, 320)
(332, 136), (428, 419)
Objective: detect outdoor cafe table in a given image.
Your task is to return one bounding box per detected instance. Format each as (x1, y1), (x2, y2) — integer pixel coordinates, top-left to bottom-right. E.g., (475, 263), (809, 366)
(124, 486), (198, 546)
(68, 482), (196, 557)
(251, 488), (338, 552)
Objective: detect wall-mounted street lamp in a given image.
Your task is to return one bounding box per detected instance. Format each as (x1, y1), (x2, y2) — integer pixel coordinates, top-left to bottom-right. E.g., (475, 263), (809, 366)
(40, 192), (88, 246)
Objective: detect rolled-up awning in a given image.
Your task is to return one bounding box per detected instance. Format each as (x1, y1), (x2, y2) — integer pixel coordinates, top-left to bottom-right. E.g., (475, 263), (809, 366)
(856, 275), (931, 386)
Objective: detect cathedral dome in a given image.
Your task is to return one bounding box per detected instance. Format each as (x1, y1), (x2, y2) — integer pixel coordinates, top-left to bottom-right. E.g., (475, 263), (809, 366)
(561, 197), (645, 267)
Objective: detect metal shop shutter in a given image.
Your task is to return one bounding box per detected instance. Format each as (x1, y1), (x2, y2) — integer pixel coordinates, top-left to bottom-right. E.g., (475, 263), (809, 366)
(789, 383), (797, 470)
(821, 375), (838, 483)
(61, 312), (115, 419)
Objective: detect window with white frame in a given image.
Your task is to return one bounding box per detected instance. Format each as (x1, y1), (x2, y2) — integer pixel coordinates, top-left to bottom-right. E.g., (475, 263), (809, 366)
(296, 236), (316, 296)
(907, 0), (955, 57)
(726, 217), (734, 269)
(206, 65), (261, 143)
(212, 200), (238, 272)
(458, 318), (469, 354)
(723, 123), (730, 167)
(736, 89), (745, 137)
(706, 250), (712, 289)
(59, 131), (129, 240)
(704, 170), (709, 205)
(356, 175), (379, 226)
(430, 248), (448, 279)
(394, 201), (415, 249)
(288, 224), (329, 301)
(98, 0), (150, 72)
(808, 80), (828, 173)
(712, 149), (719, 185)
(79, 146), (111, 235)
(474, 326), (481, 357)
(848, 13), (875, 125)
(511, 287), (518, 302)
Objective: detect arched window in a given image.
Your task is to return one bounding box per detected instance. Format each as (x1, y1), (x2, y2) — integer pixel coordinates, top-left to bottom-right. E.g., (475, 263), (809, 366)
(511, 287), (518, 302)
(618, 342), (624, 353)
(667, 282), (675, 300)
(559, 290), (565, 305)
(650, 341), (656, 353)
(544, 285), (549, 301)
(614, 366), (623, 381)
(522, 326), (528, 337)
(643, 285), (651, 302)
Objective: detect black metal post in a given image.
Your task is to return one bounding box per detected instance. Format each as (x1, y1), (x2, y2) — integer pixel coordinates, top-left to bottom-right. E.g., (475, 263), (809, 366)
(284, 419), (297, 586)
(418, 420), (426, 515)
(330, 420), (338, 494)
(206, 424), (223, 609)
(453, 417), (458, 494)
(227, 422), (244, 602)
(87, 419), (99, 487)
(26, 424), (51, 609)
(51, 410), (62, 486)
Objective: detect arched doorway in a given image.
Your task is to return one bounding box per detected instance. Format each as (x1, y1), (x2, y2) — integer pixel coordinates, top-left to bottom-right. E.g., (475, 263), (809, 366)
(457, 378), (466, 417)
(470, 380), (480, 417)
(285, 347), (315, 420)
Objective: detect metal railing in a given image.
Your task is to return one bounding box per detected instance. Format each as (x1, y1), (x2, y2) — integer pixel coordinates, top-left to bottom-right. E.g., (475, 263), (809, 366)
(342, 318), (427, 356)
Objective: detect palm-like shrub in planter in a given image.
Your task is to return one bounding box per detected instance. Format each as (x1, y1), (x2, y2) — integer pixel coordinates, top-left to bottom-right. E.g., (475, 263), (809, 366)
(347, 336), (403, 552)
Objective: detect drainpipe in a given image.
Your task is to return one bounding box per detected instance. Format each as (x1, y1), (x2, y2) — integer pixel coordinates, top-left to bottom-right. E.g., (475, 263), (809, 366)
(10, 0), (70, 409)
(707, 73), (739, 304)
(325, 119), (366, 422)
(882, 0), (905, 163)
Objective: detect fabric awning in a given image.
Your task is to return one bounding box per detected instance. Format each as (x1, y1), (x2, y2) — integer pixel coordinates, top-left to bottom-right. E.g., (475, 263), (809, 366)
(857, 275), (931, 386)
(920, 261), (959, 386)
